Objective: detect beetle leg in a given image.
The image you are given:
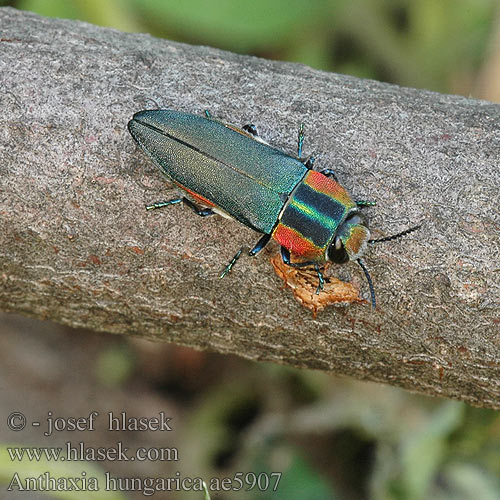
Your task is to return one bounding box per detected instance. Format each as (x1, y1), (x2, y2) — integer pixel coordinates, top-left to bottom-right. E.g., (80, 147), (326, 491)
(242, 124), (259, 137)
(146, 197), (215, 217)
(356, 200), (377, 208)
(314, 264), (325, 294)
(303, 155), (315, 169)
(220, 248), (243, 279)
(180, 197), (216, 217)
(319, 168), (339, 182)
(145, 198), (183, 210)
(297, 125), (317, 168)
(297, 123), (305, 158)
(220, 233), (271, 279)
(249, 233), (272, 256)
(280, 246), (314, 268)
(318, 169), (377, 207)
(280, 247), (324, 294)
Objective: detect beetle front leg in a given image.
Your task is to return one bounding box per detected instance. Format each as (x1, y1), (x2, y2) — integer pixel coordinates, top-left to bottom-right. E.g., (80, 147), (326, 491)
(219, 233), (272, 278)
(314, 263), (325, 294)
(280, 246), (324, 294)
(319, 168), (339, 182)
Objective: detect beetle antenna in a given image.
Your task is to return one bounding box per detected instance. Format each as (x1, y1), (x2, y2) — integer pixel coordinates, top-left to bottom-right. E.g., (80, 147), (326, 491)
(357, 258), (376, 309)
(368, 224), (421, 244)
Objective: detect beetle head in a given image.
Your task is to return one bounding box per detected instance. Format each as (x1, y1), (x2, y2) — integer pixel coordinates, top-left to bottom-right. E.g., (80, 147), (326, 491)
(327, 211), (370, 264)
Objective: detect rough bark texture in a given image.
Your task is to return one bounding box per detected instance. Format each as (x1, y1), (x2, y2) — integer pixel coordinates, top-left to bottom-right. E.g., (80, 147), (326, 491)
(1, 8), (499, 409)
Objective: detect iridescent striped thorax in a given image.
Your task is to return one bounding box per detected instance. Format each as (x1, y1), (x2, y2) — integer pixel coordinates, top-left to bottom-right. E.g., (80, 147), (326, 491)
(272, 170), (370, 262)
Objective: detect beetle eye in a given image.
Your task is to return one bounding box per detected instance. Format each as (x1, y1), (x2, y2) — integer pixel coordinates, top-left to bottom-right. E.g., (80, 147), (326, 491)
(328, 236), (349, 263)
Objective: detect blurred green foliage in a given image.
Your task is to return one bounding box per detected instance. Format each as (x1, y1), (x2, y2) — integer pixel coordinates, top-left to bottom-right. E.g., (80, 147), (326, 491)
(94, 343), (135, 388)
(178, 365), (499, 499)
(10, 0), (499, 93)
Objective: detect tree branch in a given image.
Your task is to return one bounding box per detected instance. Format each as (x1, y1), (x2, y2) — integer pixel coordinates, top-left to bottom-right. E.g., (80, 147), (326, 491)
(1, 7), (499, 409)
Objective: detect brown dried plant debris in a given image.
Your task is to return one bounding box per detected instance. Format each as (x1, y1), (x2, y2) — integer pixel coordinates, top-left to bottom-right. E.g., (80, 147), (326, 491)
(270, 254), (366, 317)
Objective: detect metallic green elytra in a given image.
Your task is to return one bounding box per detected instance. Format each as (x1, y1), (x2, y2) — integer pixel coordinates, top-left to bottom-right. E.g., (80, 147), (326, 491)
(128, 109), (420, 308)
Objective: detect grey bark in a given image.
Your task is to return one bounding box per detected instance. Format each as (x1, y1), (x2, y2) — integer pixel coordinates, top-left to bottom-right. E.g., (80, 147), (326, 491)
(1, 8), (499, 409)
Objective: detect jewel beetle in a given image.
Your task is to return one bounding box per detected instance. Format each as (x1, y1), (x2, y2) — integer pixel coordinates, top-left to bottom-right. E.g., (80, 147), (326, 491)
(128, 109), (420, 308)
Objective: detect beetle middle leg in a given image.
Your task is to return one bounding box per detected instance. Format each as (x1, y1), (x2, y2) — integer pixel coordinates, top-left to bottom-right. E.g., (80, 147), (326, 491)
(280, 246), (324, 294)
(356, 200), (377, 208)
(219, 233), (271, 278)
(146, 197), (215, 217)
(297, 123), (305, 157)
(296, 123), (316, 169)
